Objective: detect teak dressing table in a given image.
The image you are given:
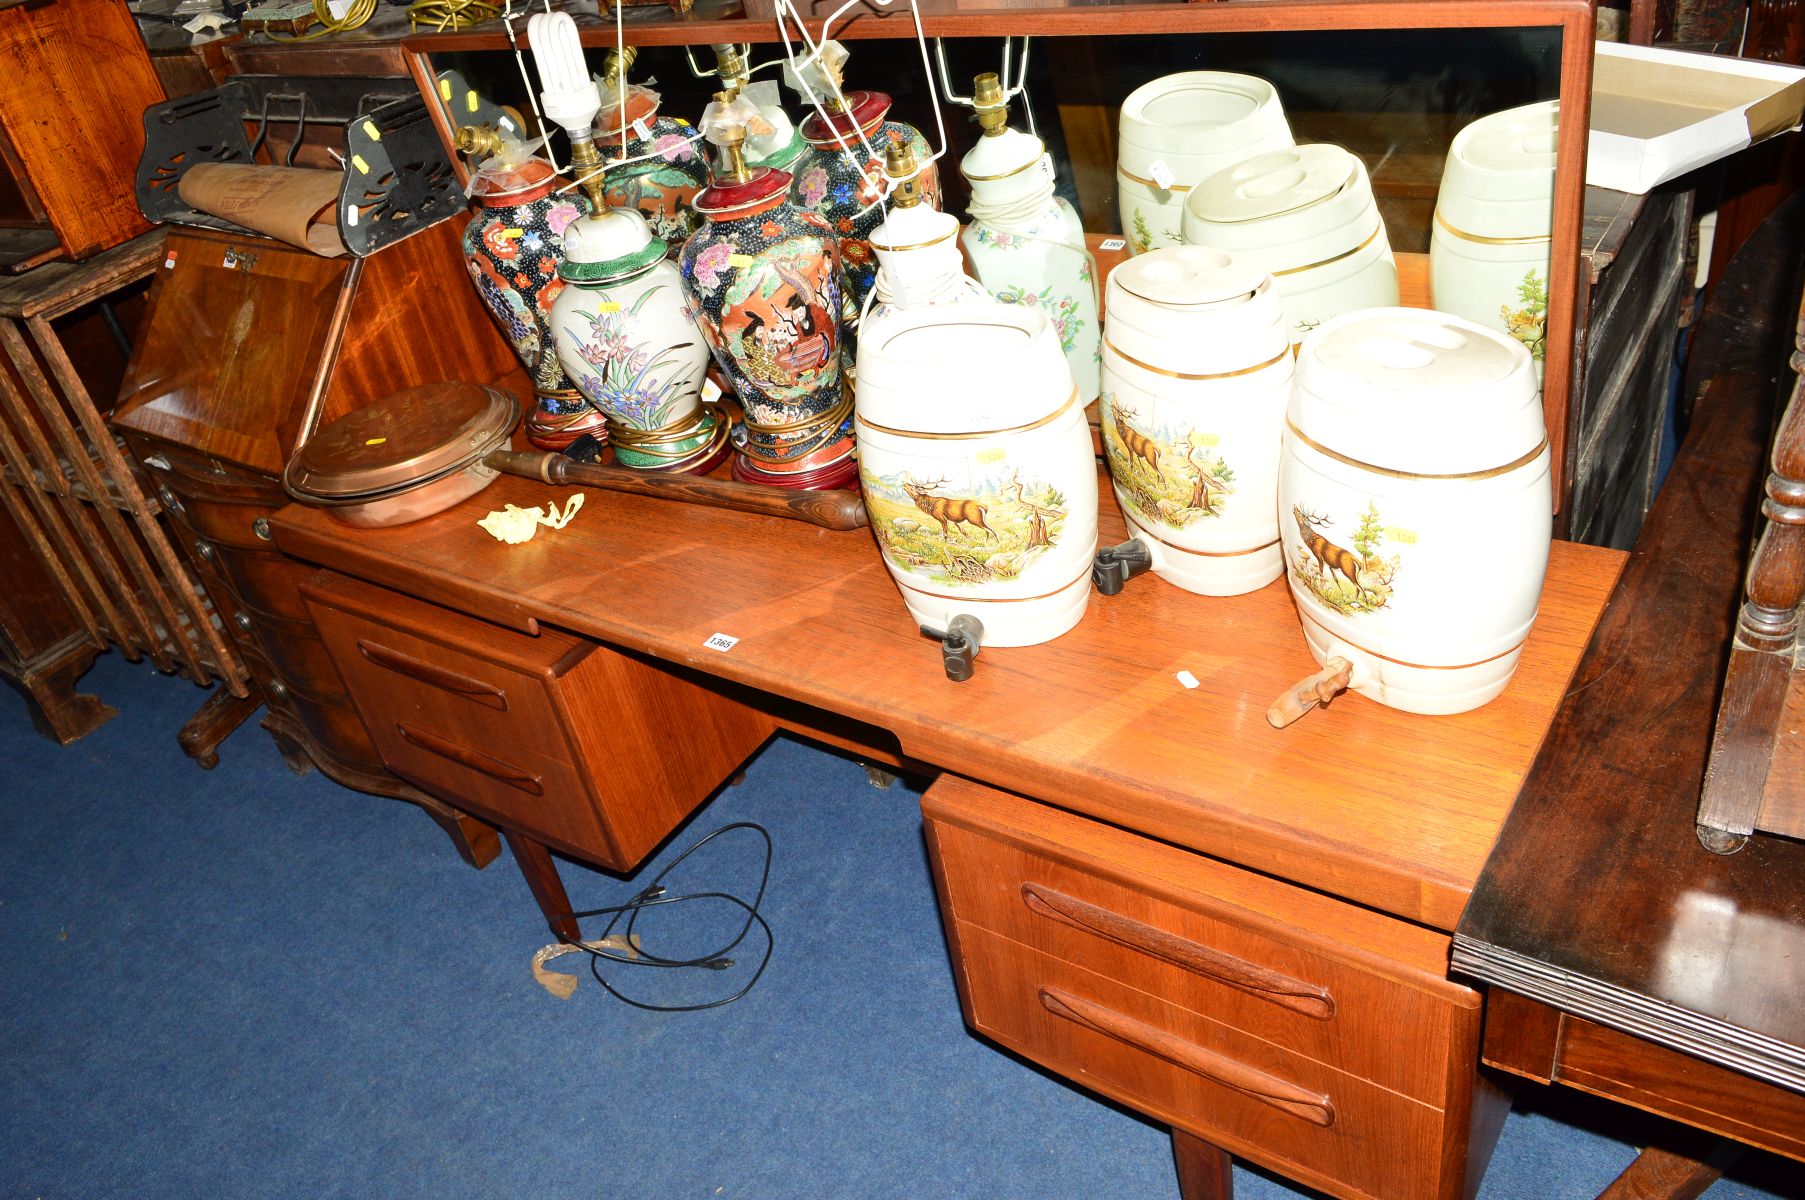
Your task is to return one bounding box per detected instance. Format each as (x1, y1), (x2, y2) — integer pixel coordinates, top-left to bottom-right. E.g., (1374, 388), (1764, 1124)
(272, 464), (1621, 1200)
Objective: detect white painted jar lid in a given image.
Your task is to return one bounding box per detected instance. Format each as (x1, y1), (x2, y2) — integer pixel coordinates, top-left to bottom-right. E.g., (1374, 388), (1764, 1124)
(1436, 100), (1558, 241)
(856, 302), (1072, 435)
(1292, 307), (1543, 475)
(1104, 246), (1285, 375)
(1183, 146), (1381, 272)
(1117, 72), (1292, 181)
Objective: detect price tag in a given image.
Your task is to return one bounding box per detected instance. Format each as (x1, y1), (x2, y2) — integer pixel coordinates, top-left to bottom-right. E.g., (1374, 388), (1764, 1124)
(704, 632), (740, 652)
(631, 117), (653, 141)
(1036, 153), (1056, 185)
(1147, 159), (1177, 190)
(1098, 238), (1126, 252)
(1175, 670), (1200, 690)
(326, 0), (350, 17)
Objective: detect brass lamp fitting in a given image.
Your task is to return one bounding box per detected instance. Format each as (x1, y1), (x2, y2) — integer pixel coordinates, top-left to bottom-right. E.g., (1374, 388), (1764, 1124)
(567, 136), (610, 211)
(601, 46), (639, 91)
(454, 125), (505, 160)
(884, 142), (923, 209)
(712, 43), (750, 90)
(973, 72), (1009, 137)
(711, 91), (753, 185)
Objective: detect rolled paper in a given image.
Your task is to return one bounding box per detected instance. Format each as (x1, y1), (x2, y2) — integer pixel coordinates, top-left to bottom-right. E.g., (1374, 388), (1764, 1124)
(176, 163), (347, 257)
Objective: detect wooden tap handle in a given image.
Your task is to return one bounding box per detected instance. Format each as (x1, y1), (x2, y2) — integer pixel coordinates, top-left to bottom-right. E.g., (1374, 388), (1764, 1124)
(1267, 656), (1353, 729)
(486, 449), (869, 532)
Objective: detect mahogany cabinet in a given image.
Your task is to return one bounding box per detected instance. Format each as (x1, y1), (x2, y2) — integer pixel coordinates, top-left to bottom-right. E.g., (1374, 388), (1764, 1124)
(924, 775), (1506, 1200)
(112, 220), (526, 868)
(0, 0), (164, 272)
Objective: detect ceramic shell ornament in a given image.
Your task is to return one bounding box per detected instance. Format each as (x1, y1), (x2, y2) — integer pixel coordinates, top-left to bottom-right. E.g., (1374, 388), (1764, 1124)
(1100, 246), (1292, 596)
(1430, 100), (1557, 373)
(1117, 72), (1293, 257)
(679, 93), (856, 490)
(788, 41), (941, 319)
(591, 48), (710, 255)
(1182, 144), (1399, 347)
(550, 147), (729, 474)
(960, 73), (1101, 405)
(856, 302), (1098, 648)
(455, 125), (600, 451)
(1278, 308), (1552, 715)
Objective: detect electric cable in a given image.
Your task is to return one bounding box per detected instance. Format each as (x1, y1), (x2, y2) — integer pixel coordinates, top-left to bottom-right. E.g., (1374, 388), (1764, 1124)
(556, 821), (775, 1012)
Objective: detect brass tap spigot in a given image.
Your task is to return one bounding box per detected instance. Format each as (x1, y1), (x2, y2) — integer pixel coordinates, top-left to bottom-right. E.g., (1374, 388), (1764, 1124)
(454, 125), (505, 160)
(600, 45), (639, 92)
(884, 142), (923, 209)
(973, 72), (1009, 137)
(711, 92), (754, 185)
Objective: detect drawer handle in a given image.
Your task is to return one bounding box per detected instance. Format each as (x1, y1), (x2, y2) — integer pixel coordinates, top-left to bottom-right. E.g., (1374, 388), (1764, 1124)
(357, 640), (509, 711)
(1039, 986), (1336, 1129)
(394, 722), (543, 796)
(1021, 883), (1334, 1021)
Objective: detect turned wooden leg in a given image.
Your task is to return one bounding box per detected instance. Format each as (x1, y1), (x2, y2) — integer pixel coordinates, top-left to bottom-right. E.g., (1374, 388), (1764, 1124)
(177, 687), (261, 769)
(505, 829), (582, 942)
(412, 792), (502, 870)
(1597, 1131), (1744, 1200)
(1173, 1129), (1233, 1200)
(8, 637), (115, 745)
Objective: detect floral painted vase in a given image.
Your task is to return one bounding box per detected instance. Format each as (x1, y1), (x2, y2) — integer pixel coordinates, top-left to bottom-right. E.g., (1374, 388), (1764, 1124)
(680, 146), (854, 490)
(792, 92), (940, 320)
(550, 204), (728, 474)
(460, 153), (601, 450)
(592, 89), (710, 256)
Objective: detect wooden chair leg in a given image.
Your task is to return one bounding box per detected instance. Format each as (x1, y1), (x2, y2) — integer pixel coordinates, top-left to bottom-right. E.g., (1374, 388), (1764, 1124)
(504, 829), (582, 942)
(1172, 1129), (1233, 1200)
(7, 636), (115, 744)
(177, 686), (261, 769)
(1597, 1131), (1744, 1200)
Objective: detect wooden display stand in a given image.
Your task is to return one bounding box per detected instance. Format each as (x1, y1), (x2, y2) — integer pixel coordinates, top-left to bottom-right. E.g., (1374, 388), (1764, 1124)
(112, 219), (527, 868)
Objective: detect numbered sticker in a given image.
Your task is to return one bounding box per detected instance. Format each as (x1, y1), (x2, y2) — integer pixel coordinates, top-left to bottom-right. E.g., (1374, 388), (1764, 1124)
(1175, 670), (1200, 690)
(704, 632), (740, 652)
(1147, 159), (1177, 190)
(1098, 238), (1126, 252)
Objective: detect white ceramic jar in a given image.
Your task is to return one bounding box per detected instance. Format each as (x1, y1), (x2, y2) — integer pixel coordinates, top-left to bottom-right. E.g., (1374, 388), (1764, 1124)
(1181, 145), (1398, 347)
(1278, 307), (1552, 715)
(1100, 246), (1292, 596)
(551, 204), (724, 472)
(1117, 72), (1293, 258)
(960, 78), (1101, 403)
(1430, 100), (1558, 369)
(855, 303), (1098, 648)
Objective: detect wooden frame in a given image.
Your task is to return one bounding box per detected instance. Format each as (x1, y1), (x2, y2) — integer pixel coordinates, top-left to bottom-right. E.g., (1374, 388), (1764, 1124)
(396, 0), (1594, 502)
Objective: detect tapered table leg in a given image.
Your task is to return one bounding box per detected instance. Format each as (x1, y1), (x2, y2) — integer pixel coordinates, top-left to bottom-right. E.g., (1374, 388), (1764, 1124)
(1173, 1129), (1233, 1200)
(504, 829), (582, 942)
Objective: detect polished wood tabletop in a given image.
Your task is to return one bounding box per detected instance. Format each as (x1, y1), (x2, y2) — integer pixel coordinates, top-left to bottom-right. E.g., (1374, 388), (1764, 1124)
(274, 463), (1621, 933)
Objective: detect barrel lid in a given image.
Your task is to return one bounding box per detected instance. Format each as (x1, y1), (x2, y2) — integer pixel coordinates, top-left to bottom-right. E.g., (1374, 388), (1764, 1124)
(1190, 145), (1355, 224)
(1109, 245), (1267, 308)
(285, 383), (518, 501)
(1452, 100), (1559, 179)
(1311, 311), (1518, 392)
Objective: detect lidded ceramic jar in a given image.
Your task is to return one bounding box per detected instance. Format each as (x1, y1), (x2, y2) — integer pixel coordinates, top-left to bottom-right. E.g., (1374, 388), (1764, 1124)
(865, 142), (982, 326)
(454, 126), (601, 451)
(590, 48), (710, 254)
(679, 93), (855, 490)
(855, 302), (1097, 648)
(1117, 72), (1293, 257)
(960, 72), (1101, 405)
(1182, 145), (1398, 347)
(550, 155), (729, 475)
(1430, 100), (1557, 369)
(1278, 308), (1552, 715)
(788, 43), (941, 319)
(1100, 246), (1292, 596)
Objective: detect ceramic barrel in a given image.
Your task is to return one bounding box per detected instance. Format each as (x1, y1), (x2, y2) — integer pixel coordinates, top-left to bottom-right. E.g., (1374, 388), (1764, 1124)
(855, 303), (1098, 648)
(1117, 73), (1293, 257)
(1278, 308), (1552, 715)
(1100, 247), (1292, 596)
(1182, 145), (1398, 347)
(1430, 100), (1558, 371)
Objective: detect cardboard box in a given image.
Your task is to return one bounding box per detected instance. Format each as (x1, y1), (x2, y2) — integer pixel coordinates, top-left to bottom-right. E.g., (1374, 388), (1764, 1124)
(1588, 42), (1805, 193)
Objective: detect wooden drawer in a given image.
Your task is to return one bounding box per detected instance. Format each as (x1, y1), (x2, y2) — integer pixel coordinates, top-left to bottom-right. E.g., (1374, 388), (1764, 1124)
(956, 922), (1458, 1200)
(302, 569), (777, 871)
(923, 775), (1499, 1200)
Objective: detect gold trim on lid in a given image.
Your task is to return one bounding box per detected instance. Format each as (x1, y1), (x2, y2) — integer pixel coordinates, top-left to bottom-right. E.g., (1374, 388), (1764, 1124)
(1117, 165), (1192, 192)
(1433, 210), (1552, 246)
(1103, 341), (1289, 381)
(1286, 418), (1548, 480)
(857, 388), (1078, 440)
(1271, 226), (1381, 277)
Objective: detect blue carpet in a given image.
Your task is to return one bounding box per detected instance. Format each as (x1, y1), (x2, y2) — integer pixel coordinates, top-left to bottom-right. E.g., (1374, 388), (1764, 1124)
(2, 651), (1800, 1199)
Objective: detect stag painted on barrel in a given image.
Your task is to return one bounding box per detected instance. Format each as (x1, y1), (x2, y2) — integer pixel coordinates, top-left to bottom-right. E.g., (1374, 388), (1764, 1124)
(1290, 504), (1399, 616)
(902, 476), (997, 542)
(1109, 401), (1166, 481)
